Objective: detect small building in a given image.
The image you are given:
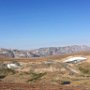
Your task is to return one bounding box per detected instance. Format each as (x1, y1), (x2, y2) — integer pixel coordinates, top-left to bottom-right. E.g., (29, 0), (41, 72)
(63, 57), (87, 63)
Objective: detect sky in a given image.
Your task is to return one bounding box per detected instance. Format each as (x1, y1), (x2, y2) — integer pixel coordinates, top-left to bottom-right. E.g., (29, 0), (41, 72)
(0, 0), (90, 49)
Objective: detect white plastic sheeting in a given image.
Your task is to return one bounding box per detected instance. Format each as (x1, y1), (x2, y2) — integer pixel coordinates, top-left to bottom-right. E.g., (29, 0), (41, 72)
(63, 57), (87, 63)
(7, 63), (20, 69)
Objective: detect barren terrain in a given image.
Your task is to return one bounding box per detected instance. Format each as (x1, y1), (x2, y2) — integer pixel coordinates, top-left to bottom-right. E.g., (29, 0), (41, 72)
(0, 52), (90, 90)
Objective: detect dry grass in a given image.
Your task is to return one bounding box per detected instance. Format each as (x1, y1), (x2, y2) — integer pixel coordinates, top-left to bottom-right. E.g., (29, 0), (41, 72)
(0, 51), (90, 89)
(0, 51), (90, 63)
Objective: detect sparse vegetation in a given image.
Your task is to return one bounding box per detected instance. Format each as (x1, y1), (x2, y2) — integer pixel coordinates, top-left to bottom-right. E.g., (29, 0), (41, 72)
(78, 63), (90, 75)
(0, 53), (90, 89)
(0, 75), (6, 79)
(0, 68), (16, 76)
(0, 68), (16, 80)
(27, 72), (47, 82)
(79, 67), (90, 74)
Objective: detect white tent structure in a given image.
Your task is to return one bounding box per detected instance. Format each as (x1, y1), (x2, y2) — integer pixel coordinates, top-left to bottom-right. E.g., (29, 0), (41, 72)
(63, 57), (87, 63)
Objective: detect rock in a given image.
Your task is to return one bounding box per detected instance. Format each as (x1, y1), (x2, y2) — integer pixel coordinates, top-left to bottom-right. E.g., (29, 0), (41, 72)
(0, 45), (90, 58)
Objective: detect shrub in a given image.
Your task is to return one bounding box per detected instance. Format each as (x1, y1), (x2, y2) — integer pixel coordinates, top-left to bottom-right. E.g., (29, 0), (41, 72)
(79, 67), (90, 74)
(0, 68), (16, 76)
(27, 72), (47, 82)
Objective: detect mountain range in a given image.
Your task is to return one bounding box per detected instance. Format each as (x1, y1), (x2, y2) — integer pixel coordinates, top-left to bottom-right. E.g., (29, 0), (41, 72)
(0, 45), (90, 58)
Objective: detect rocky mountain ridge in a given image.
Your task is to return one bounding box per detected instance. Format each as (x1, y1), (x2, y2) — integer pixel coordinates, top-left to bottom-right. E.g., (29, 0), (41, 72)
(0, 45), (90, 58)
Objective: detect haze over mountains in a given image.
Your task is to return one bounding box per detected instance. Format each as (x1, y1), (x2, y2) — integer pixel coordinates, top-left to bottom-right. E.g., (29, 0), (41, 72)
(0, 45), (90, 58)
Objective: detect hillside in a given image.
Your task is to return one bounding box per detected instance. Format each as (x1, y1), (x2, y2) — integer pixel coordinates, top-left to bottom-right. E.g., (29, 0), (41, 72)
(0, 45), (90, 58)
(0, 54), (90, 90)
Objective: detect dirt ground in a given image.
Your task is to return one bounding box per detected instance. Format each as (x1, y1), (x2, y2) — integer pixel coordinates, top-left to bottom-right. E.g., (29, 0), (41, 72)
(0, 82), (88, 90)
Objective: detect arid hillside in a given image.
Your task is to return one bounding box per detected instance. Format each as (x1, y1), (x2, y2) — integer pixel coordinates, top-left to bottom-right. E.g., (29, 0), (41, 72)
(0, 52), (90, 90)
(1, 45), (90, 58)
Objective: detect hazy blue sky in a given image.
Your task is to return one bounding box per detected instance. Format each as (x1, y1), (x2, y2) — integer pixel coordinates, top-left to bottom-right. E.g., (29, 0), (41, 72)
(0, 0), (90, 49)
